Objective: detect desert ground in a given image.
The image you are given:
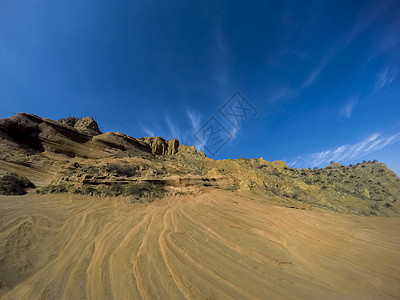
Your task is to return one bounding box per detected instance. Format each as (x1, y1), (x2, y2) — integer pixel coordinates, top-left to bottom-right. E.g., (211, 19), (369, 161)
(1, 191), (399, 299)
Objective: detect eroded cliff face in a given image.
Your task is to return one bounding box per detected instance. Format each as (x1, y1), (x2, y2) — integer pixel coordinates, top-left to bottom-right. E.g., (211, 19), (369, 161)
(1, 112), (400, 216)
(139, 137), (180, 155)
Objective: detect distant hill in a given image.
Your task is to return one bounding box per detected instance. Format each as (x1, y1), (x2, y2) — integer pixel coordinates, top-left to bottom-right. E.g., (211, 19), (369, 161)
(1, 112), (400, 216)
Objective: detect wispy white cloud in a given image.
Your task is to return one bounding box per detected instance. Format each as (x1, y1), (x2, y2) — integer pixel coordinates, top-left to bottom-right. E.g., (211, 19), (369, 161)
(165, 114), (180, 140)
(302, 55), (334, 88)
(302, 1), (395, 90)
(140, 111), (203, 148)
(339, 98), (358, 118)
(142, 127), (155, 137)
(187, 110), (201, 132)
(376, 16), (400, 55)
(290, 132), (400, 168)
(139, 121), (156, 137)
(230, 126), (238, 140)
(213, 25), (231, 98)
(186, 110), (205, 151)
(374, 67), (397, 91)
(268, 85), (299, 104)
(214, 30), (227, 82)
(186, 108), (240, 152)
(345, 0), (394, 46)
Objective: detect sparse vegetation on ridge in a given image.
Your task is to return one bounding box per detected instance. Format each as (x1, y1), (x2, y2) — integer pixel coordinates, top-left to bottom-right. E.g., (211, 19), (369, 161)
(0, 113), (399, 216)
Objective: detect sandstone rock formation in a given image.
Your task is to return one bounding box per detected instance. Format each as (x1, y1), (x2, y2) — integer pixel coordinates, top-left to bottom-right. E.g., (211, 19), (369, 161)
(0, 112), (399, 216)
(57, 116), (102, 136)
(0, 113), (196, 159)
(1, 112), (400, 299)
(139, 137), (180, 155)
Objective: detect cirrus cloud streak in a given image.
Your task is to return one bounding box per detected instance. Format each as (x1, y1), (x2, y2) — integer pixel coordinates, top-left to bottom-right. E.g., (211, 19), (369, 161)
(291, 132), (400, 168)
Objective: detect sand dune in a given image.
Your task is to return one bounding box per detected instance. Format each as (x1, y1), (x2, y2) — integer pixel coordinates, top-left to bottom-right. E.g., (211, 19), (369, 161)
(1, 191), (399, 299)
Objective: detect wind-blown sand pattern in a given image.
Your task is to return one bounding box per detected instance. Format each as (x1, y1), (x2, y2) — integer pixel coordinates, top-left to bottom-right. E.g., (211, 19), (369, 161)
(1, 191), (399, 299)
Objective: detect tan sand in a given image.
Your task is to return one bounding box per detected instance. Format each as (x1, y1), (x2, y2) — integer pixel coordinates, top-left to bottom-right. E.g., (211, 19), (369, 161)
(0, 191), (399, 299)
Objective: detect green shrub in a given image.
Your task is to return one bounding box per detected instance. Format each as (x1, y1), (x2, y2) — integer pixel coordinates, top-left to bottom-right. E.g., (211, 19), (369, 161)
(125, 181), (166, 198)
(37, 183), (73, 194)
(0, 173), (35, 195)
(384, 201), (392, 208)
(370, 203), (379, 210)
(81, 166), (103, 174)
(105, 164), (139, 177)
(291, 190), (300, 199)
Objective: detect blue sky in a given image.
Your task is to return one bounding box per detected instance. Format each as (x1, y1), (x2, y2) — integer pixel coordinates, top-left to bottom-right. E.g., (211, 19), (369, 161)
(1, 0), (400, 174)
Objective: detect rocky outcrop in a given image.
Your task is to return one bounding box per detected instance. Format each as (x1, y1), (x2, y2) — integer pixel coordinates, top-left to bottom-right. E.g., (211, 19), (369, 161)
(2, 112), (399, 217)
(0, 113), (45, 153)
(140, 137), (180, 155)
(177, 144), (197, 155)
(0, 113), (93, 155)
(57, 116), (102, 136)
(92, 132), (152, 154)
(0, 113), (150, 158)
(0, 113), (197, 159)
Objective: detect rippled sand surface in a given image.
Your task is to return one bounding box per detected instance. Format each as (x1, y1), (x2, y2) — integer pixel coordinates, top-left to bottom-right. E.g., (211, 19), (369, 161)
(1, 191), (399, 299)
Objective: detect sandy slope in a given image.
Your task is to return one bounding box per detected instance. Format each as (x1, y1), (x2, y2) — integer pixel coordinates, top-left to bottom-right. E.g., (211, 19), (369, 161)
(0, 191), (399, 299)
